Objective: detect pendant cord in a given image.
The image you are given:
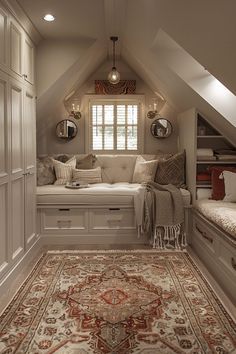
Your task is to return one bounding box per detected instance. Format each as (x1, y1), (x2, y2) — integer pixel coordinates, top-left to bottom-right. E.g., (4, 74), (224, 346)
(113, 39), (115, 68)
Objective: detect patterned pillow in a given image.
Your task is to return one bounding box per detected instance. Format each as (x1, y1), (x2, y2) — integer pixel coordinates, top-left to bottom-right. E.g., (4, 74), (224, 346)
(37, 157), (56, 186)
(53, 156), (76, 185)
(72, 167), (102, 184)
(132, 156), (158, 183)
(75, 154), (96, 169)
(155, 151), (185, 187)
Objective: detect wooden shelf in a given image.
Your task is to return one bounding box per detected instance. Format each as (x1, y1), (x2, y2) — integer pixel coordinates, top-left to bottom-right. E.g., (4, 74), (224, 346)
(197, 135), (224, 138)
(196, 184), (211, 188)
(197, 160), (236, 164)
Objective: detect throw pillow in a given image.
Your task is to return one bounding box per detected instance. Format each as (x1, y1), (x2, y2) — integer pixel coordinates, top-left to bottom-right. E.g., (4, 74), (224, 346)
(37, 157), (56, 186)
(53, 156), (76, 185)
(210, 166), (236, 200)
(221, 171), (236, 202)
(132, 156), (158, 183)
(155, 151), (185, 187)
(72, 167), (102, 184)
(75, 154), (96, 169)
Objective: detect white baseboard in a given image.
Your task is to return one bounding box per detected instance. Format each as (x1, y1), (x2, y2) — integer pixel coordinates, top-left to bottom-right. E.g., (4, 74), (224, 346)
(40, 233), (149, 246)
(0, 236), (43, 314)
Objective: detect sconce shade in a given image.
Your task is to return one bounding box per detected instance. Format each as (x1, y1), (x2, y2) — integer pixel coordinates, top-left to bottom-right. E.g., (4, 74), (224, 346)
(108, 36), (120, 84)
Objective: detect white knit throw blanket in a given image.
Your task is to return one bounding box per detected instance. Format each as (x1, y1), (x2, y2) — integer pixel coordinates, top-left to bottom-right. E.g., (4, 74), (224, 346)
(135, 182), (186, 249)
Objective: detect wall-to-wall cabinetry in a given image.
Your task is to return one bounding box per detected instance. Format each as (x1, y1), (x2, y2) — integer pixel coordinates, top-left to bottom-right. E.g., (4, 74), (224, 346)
(0, 2), (37, 282)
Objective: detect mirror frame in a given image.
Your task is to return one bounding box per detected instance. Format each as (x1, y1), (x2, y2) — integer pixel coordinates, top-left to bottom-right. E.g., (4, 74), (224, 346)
(150, 118), (172, 139)
(56, 119), (78, 140)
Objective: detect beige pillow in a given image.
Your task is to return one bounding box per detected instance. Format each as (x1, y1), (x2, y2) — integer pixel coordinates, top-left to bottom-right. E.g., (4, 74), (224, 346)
(53, 156), (76, 185)
(132, 156), (158, 183)
(72, 167), (102, 184)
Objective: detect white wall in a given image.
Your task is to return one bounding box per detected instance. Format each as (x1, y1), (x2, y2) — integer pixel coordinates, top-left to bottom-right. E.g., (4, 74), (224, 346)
(36, 38), (95, 98)
(36, 59), (179, 155)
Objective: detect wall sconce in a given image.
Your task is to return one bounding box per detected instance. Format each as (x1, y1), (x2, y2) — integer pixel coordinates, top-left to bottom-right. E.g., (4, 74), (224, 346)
(147, 98), (160, 119)
(70, 103), (81, 120)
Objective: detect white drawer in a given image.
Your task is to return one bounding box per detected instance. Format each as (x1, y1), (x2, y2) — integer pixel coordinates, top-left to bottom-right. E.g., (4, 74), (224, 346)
(193, 215), (218, 255)
(218, 240), (236, 279)
(42, 208), (88, 233)
(89, 208), (136, 232)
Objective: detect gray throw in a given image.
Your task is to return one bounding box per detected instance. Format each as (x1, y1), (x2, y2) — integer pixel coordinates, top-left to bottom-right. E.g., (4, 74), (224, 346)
(144, 181), (186, 249)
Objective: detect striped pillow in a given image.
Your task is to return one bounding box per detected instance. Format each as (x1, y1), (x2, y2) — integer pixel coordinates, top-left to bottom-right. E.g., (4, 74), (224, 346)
(53, 156), (76, 185)
(72, 167), (102, 184)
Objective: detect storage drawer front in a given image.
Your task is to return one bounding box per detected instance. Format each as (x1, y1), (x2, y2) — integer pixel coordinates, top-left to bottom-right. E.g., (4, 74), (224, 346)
(42, 209), (88, 232)
(218, 242), (236, 279)
(193, 216), (217, 254)
(89, 208), (136, 232)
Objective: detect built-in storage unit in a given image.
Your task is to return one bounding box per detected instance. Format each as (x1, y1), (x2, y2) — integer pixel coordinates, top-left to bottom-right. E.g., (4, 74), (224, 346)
(178, 108), (236, 203)
(0, 2), (37, 282)
(192, 210), (236, 303)
(179, 108), (236, 303)
(38, 206), (145, 244)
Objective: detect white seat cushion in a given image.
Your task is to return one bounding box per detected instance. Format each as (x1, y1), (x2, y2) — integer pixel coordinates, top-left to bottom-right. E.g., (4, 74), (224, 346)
(196, 199), (236, 239)
(37, 183), (191, 207)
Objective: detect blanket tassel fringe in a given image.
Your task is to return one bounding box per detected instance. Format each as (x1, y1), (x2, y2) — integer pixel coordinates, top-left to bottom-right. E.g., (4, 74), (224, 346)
(153, 224), (187, 249)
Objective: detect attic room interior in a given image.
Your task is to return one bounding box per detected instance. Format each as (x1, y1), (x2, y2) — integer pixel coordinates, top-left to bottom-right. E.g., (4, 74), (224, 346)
(0, 0), (236, 352)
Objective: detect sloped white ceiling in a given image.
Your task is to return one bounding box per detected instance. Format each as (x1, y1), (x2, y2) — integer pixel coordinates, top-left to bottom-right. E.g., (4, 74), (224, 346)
(13, 0), (236, 143)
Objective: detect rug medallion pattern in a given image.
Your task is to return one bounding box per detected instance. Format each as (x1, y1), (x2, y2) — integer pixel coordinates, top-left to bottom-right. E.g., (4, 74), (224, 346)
(0, 251), (235, 353)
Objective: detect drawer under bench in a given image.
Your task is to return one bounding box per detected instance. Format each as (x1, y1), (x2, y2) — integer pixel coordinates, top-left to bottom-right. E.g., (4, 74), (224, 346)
(37, 205), (141, 242)
(192, 209), (236, 304)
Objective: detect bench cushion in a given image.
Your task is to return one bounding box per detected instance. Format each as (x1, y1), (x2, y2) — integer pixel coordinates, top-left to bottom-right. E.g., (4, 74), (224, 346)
(37, 183), (191, 207)
(196, 199), (236, 239)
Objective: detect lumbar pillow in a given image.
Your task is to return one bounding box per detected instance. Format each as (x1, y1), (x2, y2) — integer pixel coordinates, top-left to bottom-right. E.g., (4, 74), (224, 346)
(220, 171), (236, 202)
(53, 156), (76, 185)
(132, 155), (158, 183)
(72, 167), (102, 184)
(155, 151), (185, 187)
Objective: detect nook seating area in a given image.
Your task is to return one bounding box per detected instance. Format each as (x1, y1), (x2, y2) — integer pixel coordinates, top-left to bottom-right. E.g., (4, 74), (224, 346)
(36, 153), (191, 244)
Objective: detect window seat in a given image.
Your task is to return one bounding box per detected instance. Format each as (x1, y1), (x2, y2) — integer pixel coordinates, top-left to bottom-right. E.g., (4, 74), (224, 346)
(37, 183), (191, 207)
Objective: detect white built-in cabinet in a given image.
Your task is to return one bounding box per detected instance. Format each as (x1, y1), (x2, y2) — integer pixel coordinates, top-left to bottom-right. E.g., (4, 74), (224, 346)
(0, 2), (36, 281)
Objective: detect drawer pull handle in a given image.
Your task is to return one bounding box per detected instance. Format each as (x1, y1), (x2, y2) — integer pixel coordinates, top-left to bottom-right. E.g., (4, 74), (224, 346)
(231, 258), (236, 270)
(109, 208), (120, 211)
(58, 208), (70, 211)
(196, 225), (213, 244)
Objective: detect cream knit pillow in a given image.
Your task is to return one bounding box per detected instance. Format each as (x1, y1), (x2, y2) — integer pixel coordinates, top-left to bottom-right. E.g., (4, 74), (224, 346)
(53, 156), (76, 185)
(132, 156), (158, 183)
(72, 167), (102, 184)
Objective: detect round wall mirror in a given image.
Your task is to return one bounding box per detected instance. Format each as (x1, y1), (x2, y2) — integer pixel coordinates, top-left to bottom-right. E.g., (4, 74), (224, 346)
(56, 119), (78, 140)
(150, 118), (172, 139)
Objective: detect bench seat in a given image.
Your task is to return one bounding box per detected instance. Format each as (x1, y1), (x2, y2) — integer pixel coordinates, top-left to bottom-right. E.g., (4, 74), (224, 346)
(195, 199), (236, 241)
(37, 183), (191, 207)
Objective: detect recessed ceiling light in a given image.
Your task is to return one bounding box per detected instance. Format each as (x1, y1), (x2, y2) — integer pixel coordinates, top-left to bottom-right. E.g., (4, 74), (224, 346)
(43, 14), (55, 22)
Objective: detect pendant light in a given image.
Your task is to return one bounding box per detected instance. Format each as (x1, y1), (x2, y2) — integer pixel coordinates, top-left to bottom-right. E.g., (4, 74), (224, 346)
(108, 36), (120, 84)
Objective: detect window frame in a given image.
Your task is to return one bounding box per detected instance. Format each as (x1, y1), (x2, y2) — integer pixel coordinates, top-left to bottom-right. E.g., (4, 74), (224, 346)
(84, 94), (145, 154)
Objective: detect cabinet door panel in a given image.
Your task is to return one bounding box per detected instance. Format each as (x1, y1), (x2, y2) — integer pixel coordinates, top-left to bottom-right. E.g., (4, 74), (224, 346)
(0, 8), (7, 68)
(24, 91), (35, 171)
(10, 82), (23, 175)
(0, 74), (8, 178)
(0, 183), (8, 278)
(11, 177), (24, 261)
(23, 36), (34, 85)
(9, 20), (22, 77)
(25, 172), (36, 248)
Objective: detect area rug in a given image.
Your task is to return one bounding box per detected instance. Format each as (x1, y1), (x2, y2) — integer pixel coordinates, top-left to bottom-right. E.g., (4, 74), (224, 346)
(0, 251), (236, 353)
